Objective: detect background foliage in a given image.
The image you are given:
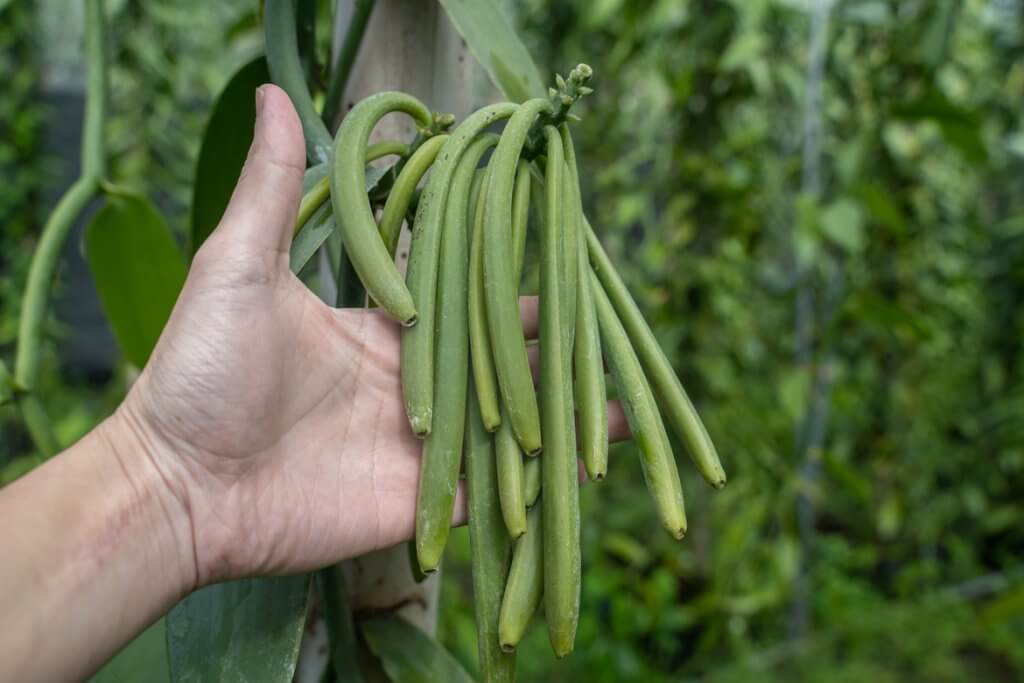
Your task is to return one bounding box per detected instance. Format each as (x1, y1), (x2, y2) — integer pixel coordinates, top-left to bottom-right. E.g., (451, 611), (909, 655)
(2, 0), (1022, 681)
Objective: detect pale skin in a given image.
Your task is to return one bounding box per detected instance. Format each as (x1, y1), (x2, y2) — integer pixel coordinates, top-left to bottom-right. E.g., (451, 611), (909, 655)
(0, 86), (629, 681)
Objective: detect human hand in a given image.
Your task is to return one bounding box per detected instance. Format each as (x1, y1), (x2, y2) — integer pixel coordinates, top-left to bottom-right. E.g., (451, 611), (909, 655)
(112, 85), (626, 590)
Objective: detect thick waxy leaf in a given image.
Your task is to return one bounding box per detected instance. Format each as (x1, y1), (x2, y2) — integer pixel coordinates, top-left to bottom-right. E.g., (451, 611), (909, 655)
(85, 192), (187, 368)
(361, 615), (475, 683)
(437, 0), (545, 103)
(93, 620), (170, 683)
(290, 204), (335, 275)
(167, 576), (310, 683)
(190, 57), (271, 256)
(317, 568), (365, 683)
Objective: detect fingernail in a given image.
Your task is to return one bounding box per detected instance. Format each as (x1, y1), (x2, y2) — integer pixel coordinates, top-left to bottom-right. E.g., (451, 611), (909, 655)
(255, 85), (267, 118)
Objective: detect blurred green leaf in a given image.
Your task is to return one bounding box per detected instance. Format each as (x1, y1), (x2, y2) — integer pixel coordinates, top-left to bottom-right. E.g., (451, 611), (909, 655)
(190, 56), (270, 256)
(842, 1), (891, 25)
(167, 576), (310, 683)
(982, 584), (1024, 624)
(0, 358), (12, 405)
(918, 0), (961, 67)
(0, 453), (44, 485)
(856, 183), (907, 235)
(892, 89), (978, 127)
(362, 615), (476, 683)
(603, 531), (652, 567)
(93, 620), (169, 683)
(937, 121), (988, 164)
(877, 496), (903, 539)
(85, 191), (187, 368)
(721, 33), (764, 72)
(779, 367), (810, 422)
(437, 0), (546, 103)
(820, 199), (866, 254)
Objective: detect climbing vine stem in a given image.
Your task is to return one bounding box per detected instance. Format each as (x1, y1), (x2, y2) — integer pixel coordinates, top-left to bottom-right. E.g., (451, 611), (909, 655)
(12, 0), (108, 456)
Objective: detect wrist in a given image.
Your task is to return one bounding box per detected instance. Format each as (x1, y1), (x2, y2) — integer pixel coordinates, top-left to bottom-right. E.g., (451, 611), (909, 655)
(100, 402), (199, 598)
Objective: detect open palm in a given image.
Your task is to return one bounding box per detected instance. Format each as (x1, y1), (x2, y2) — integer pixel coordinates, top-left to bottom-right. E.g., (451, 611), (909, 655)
(122, 86), (622, 588)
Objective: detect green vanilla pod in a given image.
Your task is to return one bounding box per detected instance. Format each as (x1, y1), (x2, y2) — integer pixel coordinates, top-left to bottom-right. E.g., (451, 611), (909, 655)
(331, 92), (431, 325)
(415, 132), (501, 572)
(539, 126), (580, 658)
(585, 220), (726, 488)
(482, 98), (553, 455)
(402, 104), (517, 437)
(590, 269), (687, 539)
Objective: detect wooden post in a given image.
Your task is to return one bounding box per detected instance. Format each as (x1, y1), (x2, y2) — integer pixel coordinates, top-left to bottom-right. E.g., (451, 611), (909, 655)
(296, 3), (497, 679)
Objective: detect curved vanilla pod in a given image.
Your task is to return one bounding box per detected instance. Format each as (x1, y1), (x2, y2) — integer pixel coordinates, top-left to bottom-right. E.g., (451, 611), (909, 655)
(331, 92), (432, 325)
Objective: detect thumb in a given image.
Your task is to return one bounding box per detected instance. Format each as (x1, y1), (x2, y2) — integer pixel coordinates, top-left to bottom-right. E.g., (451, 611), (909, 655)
(215, 84), (306, 255)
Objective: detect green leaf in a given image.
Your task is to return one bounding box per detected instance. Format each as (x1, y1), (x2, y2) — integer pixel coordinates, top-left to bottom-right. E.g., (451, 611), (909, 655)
(361, 615), (475, 683)
(93, 620), (170, 683)
(190, 57), (271, 256)
(85, 192), (187, 368)
(842, 1), (891, 25)
(856, 182), (907, 235)
(981, 584), (1024, 624)
(938, 120), (988, 164)
(892, 89), (978, 127)
(778, 367), (810, 423)
(720, 33), (764, 72)
(437, 0), (546, 103)
(918, 0), (961, 67)
(820, 199), (866, 254)
(317, 568), (365, 683)
(303, 161), (330, 194)
(290, 204), (335, 275)
(167, 576), (310, 683)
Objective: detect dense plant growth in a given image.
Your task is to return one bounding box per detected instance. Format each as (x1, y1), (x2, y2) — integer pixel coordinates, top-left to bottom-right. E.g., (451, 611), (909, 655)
(2, 0), (1022, 681)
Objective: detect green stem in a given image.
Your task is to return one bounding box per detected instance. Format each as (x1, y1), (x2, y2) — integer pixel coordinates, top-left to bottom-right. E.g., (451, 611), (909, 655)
(17, 393), (60, 458)
(322, 0), (376, 129)
(14, 175), (99, 393)
(295, 177), (332, 234)
(365, 140), (410, 162)
(82, 0), (107, 179)
(265, 0), (333, 164)
(11, 0), (109, 457)
(296, 0), (318, 84)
